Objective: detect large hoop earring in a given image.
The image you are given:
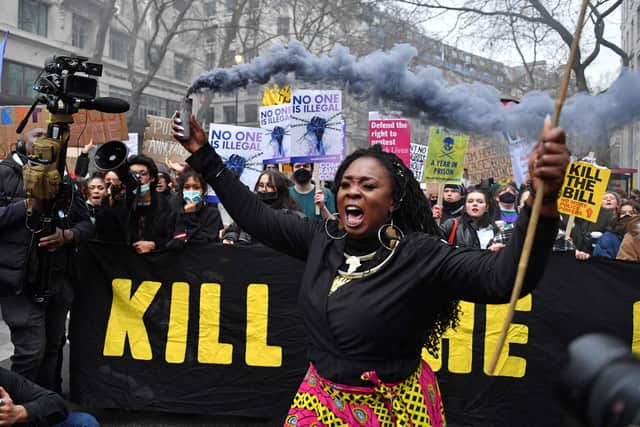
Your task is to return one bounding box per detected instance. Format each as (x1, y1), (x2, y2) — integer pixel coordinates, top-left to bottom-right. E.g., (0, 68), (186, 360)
(377, 218), (405, 250)
(325, 214), (347, 240)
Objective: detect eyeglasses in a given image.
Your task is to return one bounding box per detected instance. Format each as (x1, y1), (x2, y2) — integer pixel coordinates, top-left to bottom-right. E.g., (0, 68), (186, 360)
(132, 170), (150, 177)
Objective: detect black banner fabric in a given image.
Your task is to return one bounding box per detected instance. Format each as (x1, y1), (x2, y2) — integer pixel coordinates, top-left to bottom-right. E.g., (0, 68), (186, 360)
(70, 243), (308, 417)
(70, 244), (640, 425)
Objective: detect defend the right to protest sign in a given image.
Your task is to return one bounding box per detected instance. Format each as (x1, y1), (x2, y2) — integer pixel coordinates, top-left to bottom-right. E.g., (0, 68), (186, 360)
(557, 161), (611, 222)
(289, 90), (344, 163)
(259, 103), (292, 164)
(422, 127), (469, 184)
(369, 118), (411, 167)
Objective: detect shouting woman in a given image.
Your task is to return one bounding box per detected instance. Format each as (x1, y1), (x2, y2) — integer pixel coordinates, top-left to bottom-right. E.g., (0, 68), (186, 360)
(173, 114), (568, 426)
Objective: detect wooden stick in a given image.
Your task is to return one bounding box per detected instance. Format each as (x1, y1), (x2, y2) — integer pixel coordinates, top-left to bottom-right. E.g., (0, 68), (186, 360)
(487, 0), (590, 375)
(314, 166), (322, 216)
(436, 184), (445, 225)
(564, 215), (575, 239)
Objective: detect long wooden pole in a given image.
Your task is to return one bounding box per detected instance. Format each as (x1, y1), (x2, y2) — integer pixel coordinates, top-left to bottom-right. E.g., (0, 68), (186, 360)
(487, 0), (590, 375)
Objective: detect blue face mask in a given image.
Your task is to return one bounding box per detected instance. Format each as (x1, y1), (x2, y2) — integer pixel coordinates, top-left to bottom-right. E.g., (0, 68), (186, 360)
(138, 183), (151, 196)
(183, 190), (202, 205)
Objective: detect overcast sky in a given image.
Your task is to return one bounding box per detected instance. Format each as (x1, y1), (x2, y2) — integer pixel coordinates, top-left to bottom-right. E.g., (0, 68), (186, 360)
(411, 3), (623, 90)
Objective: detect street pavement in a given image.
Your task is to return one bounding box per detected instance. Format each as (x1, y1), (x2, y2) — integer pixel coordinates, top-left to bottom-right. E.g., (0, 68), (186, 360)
(0, 312), (278, 426)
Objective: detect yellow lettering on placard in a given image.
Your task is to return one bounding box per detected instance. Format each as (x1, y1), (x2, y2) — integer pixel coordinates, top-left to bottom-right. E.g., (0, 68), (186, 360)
(245, 284), (282, 367)
(423, 301), (475, 373)
(633, 301), (640, 355)
(197, 283), (233, 364)
(484, 295), (531, 377)
(103, 279), (161, 360)
(165, 282), (190, 364)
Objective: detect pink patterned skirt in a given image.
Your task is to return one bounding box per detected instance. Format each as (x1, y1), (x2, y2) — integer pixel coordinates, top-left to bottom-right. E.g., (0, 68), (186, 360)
(284, 360), (445, 426)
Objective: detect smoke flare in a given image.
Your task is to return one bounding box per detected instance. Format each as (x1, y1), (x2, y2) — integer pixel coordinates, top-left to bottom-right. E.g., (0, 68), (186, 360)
(189, 41), (636, 141)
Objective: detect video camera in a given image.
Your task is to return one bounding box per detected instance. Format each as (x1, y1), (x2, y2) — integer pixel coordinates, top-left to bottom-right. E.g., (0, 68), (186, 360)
(38, 55), (102, 103)
(561, 333), (640, 427)
(15, 55), (129, 303)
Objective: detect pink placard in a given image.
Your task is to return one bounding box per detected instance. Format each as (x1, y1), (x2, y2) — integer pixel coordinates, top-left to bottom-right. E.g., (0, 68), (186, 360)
(368, 119), (411, 167)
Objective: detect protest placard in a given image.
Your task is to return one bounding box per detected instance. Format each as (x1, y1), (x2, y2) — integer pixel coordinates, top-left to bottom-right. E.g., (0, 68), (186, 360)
(410, 143), (428, 181)
(259, 104), (292, 164)
(0, 105), (127, 159)
(125, 133), (139, 157)
(557, 161), (611, 222)
(209, 124), (266, 202)
(503, 131), (536, 187)
(422, 127), (469, 184)
(289, 90), (344, 163)
(369, 118), (411, 167)
(465, 134), (513, 184)
(142, 115), (190, 164)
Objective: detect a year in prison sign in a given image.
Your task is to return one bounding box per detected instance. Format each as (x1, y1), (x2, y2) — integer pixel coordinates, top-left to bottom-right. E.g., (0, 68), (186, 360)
(557, 161), (610, 222)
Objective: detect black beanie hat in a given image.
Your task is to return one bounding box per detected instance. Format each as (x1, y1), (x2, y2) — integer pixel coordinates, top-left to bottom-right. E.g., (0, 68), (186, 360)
(444, 184), (465, 195)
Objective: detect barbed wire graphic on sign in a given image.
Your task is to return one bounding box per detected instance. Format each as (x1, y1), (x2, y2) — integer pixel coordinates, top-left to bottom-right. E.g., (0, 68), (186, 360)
(290, 113), (342, 156)
(222, 152), (263, 178)
(267, 125), (291, 158)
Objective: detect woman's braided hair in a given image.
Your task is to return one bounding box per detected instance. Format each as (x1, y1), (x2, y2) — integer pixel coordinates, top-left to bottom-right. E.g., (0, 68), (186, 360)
(331, 144), (461, 357)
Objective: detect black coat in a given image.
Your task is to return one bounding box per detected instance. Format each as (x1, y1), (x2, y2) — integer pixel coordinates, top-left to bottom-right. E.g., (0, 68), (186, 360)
(0, 367), (68, 426)
(440, 216), (502, 249)
(97, 173), (176, 249)
(167, 203), (223, 249)
(0, 154), (94, 296)
(187, 144), (558, 385)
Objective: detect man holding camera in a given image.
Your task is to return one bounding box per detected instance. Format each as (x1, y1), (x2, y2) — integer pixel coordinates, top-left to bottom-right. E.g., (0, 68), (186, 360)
(0, 128), (94, 392)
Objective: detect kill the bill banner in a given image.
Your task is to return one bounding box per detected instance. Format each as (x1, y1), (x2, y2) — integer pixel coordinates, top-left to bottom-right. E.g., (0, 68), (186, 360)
(71, 244), (640, 426)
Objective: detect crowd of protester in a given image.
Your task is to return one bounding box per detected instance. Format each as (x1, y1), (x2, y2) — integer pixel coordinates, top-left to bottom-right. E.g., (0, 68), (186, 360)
(0, 128), (638, 425)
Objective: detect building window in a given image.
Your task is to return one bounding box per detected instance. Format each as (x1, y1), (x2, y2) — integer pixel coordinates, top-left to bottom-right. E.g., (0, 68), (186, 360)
(225, 0), (237, 12)
(167, 100), (180, 117)
(206, 106), (215, 124)
(204, 0), (216, 15)
(206, 51), (217, 68)
(109, 29), (129, 62)
(18, 0), (48, 37)
(174, 54), (191, 79)
(139, 93), (165, 119)
(205, 28), (216, 44)
(223, 105), (236, 123)
(72, 14), (91, 50)
(277, 17), (290, 36)
(244, 104), (258, 123)
(2, 61), (41, 98)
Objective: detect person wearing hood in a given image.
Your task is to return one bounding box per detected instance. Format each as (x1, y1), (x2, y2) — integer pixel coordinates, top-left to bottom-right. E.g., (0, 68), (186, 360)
(431, 184), (465, 223)
(289, 162), (336, 220)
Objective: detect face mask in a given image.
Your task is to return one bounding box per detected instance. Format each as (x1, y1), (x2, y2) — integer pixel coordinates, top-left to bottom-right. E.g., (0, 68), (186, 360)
(293, 168), (312, 185)
(256, 191), (278, 205)
(499, 192), (516, 204)
(183, 190), (203, 205)
(138, 183), (151, 196)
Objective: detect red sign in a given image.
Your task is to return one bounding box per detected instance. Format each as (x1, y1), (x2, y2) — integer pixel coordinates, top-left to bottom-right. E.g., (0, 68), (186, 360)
(369, 119), (411, 167)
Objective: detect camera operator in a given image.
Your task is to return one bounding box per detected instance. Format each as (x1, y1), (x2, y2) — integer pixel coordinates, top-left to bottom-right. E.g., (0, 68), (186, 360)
(98, 154), (175, 253)
(0, 128), (94, 392)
